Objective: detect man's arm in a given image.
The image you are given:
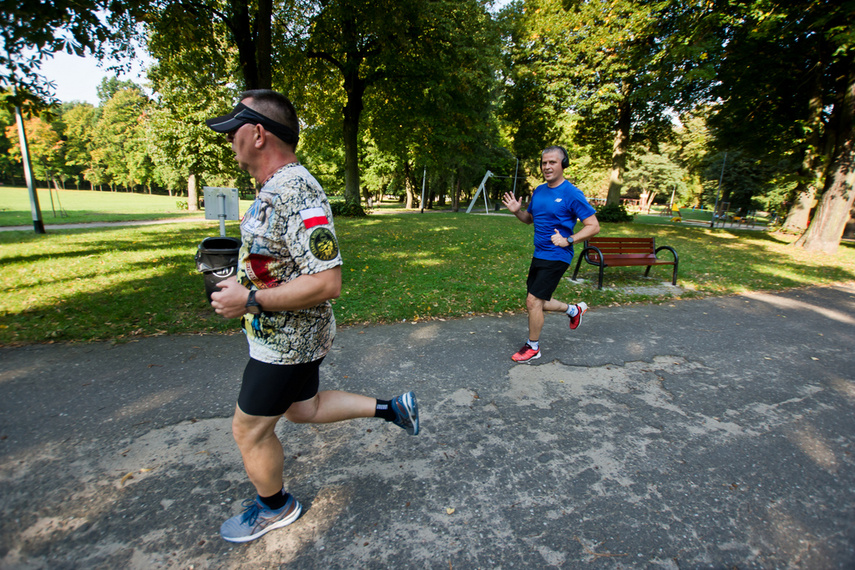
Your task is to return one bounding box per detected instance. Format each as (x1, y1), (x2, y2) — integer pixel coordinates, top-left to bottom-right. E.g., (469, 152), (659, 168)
(572, 214), (600, 244)
(211, 266), (342, 319)
(552, 213), (601, 247)
(501, 192), (533, 224)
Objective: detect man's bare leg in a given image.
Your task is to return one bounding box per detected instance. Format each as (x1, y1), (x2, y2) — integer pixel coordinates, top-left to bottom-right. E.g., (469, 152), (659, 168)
(526, 293), (569, 341)
(285, 391), (376, 424)
(232, 406), (286, 497)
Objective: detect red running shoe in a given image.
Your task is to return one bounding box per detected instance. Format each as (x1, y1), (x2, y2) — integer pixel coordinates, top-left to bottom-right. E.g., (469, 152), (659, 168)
(569, 302), (588, 330)
(512, 343), (541, 362)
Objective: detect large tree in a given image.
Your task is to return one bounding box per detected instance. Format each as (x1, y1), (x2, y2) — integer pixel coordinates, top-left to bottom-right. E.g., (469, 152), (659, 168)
(93, 88), (151, 191)
(144, 4), (244, 205)
(58, 103), (100, 189)
(0, 0), (138, 105)
(505, 0), (709, 205)
(363, 0), (506, 210)
(794, 61), (855, 253)
(4, 115), (65, 187)
(142, 0), (503, 214)
(704, 0), (855, 252)
(283, 0), (473, 213)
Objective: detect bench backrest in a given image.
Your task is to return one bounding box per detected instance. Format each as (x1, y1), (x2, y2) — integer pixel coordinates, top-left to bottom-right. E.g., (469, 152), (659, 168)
(585, 237), (656, 257)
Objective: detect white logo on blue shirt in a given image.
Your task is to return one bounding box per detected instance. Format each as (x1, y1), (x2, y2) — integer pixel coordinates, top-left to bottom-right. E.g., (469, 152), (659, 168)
(555, 198), (563, 203)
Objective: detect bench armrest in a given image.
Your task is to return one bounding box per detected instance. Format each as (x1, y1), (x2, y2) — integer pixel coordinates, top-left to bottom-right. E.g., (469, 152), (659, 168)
(655, 245), (678, 264)
(580, 243), (604, 264)
(653, 245), (679, 286)
(572, 243), (606, 289)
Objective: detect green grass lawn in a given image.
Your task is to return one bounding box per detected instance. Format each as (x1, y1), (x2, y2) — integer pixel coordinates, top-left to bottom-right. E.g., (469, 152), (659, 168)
(1, 192), (853, 346)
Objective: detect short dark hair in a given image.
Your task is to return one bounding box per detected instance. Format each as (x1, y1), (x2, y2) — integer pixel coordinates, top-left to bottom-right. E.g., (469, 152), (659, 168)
(542, 145), (569, 169)
(240, 89), (300, 143)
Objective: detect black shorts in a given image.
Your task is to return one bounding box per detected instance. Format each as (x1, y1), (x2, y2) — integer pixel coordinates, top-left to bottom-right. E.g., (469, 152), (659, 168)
(238, 358), (323, 417)
(526, 258), (570, 301)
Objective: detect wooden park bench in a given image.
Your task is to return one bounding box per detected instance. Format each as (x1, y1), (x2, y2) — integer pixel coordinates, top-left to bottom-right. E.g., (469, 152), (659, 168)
(571, 237), (679, 290)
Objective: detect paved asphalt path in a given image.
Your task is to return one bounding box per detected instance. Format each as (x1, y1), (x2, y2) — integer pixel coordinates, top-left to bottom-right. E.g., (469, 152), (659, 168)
(1, 284), (854, 569)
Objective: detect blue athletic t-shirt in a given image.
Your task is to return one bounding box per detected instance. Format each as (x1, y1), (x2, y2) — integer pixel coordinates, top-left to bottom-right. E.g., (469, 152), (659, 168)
(526, 180), (596, 264)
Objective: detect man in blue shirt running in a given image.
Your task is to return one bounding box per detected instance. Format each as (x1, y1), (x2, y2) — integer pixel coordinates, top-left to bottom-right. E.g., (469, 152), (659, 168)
(502, 145), (600, 362)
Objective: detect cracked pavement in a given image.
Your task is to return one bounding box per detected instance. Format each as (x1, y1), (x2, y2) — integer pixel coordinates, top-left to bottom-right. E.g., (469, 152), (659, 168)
(1, 284), (854, 568)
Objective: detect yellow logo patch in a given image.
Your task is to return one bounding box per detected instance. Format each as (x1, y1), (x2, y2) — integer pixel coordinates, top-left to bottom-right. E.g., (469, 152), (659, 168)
(309, 227), (339, 261)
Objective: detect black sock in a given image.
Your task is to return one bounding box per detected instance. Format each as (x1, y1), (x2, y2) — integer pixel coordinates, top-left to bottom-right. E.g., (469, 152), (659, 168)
(375, 399), (396, 421)
(259, 489), (288, 511)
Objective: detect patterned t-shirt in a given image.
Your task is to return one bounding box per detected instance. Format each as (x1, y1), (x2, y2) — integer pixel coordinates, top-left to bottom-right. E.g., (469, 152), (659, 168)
(237, 162), (342, 365)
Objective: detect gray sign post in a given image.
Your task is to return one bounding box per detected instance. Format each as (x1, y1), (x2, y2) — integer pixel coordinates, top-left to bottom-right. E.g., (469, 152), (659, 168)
(203, 187), (240, 237)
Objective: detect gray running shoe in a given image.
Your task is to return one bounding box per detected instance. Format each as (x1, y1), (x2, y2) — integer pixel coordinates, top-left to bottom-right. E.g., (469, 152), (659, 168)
(391, 391), (420, 435)
(220, 494), (302, 543)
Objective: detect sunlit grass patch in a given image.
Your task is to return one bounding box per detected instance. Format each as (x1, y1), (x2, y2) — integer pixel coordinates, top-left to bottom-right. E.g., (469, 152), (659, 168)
(1, 210), (853, 345)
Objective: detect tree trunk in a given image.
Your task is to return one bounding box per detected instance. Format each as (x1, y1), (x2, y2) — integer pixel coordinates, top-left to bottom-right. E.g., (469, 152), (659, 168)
(342, 67), (366, 214)
(795, 159), (855, 253)
(403, 160), (415, 209)
(640, 188), (656, 212)
(783, 61), (826, 233)
(796, 62), (855, 253)
(230, 0), (261, 89)
(452, 171), (461, 212)
(606, 80), (632, 206)
(254, 0), (272, 89)
(187, 172), (200, 212)
(782, 182), (816, 233)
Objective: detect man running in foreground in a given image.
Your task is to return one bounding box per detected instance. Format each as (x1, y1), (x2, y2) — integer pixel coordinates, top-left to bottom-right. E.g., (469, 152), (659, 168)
(207, 89), (419, 543)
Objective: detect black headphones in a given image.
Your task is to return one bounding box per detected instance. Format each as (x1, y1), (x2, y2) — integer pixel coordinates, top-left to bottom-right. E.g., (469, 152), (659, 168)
(557, 146), (569, 169)
(543, 146), (570, 169)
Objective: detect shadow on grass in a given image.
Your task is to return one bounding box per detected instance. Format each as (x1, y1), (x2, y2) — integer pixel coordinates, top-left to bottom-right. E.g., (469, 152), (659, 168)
(570, 223), (855, 293)
(1, 224), (234, 344)
(1, 215), (854, 344)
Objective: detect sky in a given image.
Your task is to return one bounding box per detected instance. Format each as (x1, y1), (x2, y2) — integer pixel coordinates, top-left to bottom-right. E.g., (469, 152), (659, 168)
(38, 51), (150, 106)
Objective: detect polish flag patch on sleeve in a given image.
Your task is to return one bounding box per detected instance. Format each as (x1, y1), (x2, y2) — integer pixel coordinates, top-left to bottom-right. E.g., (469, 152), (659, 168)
(299, 207), (329, 229)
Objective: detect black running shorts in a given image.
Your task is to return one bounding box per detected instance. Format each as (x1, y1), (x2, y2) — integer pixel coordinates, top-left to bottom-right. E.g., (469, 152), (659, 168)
(526, 257), (570, 301)
(238, 358), (323, 417)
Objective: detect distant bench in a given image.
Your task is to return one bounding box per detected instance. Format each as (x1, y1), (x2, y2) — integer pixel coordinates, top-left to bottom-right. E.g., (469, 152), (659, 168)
(571, 237), (679, 290)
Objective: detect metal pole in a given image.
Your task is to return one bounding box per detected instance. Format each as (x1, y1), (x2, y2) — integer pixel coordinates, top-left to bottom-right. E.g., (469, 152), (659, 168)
(218, 192), (227, 237)
(13, 87), (46, 234)
(512, 158), (519, 197)
(466, 171), (493, 214)
(420, 167), (426, 213)
(710, 152), (726, 229)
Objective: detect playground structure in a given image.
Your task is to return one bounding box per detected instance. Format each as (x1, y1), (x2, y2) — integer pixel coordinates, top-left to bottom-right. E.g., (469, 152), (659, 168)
(465, 170), (497, 214)
(711, 202), (759, 228)
(466, 162), (523, 214)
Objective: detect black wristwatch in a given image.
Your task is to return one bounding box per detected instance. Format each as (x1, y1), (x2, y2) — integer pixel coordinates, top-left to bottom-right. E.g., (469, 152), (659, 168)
(245, 290), (262, 315)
